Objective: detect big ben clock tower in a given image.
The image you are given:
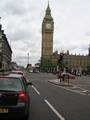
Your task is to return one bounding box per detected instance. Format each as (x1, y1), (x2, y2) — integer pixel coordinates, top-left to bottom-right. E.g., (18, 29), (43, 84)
(41, 2), (54, 65)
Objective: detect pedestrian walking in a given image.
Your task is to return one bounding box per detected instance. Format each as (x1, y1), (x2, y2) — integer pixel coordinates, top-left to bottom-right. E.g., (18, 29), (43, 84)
(58, 70), (62, 82)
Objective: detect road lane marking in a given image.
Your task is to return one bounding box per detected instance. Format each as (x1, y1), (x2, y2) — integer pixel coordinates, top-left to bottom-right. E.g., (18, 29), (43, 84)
(58, 86), (87, 95)
(44, 99), (65, 120)
(48, 82), (87, 95)
(32, 85), (40, 95)
(83, 90), (88, 92)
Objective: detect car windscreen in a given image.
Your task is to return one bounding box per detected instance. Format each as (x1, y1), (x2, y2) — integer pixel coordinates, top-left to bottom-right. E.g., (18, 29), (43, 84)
(0, 77), (23, 91)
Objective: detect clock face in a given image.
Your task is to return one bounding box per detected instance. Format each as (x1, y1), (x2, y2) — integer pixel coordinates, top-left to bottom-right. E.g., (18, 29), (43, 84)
(46, 23), (51, 29)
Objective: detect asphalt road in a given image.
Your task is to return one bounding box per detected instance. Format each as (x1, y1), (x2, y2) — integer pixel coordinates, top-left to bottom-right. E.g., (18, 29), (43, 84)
(26, 72), (90, 120)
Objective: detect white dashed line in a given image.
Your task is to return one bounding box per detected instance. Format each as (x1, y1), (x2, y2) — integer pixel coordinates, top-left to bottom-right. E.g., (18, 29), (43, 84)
(44, 99), (65, 120)
(49, 82), (88, 95)
(83, 90), (88, 92)
(32, 85), (40, 95)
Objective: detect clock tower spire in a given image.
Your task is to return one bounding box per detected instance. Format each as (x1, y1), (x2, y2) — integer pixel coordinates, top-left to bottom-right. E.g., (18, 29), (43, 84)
(44, 1), (52, 20)
(45, 1), (51, 16)
(41, 2), (54, 66)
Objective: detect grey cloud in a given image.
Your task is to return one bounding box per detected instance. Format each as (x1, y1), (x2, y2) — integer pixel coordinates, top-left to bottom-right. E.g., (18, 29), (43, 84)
(54, 43), (88, 54)
(0, 0), (43, 16)
(14, 53), (40, 66)
(8, 29), (40, 51)
(85, 31), (90, 36)
(0, 0), (27, 15)
(14, 56), (27, 67)
(16, 56), (27, 60)
(8, 29), (32, 41)
(81, 45), (89, 50)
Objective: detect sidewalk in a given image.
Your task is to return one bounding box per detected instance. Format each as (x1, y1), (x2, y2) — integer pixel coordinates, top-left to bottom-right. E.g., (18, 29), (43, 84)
(48, 76), (90, 95)
(48, 79), (73, 87)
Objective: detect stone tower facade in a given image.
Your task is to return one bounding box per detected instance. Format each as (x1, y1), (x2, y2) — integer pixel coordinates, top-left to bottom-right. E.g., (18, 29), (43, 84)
(41, 3), (54, 64)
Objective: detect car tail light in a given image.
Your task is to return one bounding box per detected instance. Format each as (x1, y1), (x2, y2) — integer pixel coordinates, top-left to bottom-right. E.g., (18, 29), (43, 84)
(18, 91), (28, 103)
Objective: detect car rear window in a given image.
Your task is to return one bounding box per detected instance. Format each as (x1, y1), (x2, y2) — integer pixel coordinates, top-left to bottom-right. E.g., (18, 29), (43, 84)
(0, 77), (23, 91)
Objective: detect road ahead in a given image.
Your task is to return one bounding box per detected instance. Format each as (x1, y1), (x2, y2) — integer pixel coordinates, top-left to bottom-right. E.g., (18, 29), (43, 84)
(26, 72), (90, 120)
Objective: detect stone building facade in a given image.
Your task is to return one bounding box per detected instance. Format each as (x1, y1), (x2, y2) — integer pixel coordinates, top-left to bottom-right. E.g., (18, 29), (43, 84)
(64, 50), (90, 71)
(0, 22), (12, 71)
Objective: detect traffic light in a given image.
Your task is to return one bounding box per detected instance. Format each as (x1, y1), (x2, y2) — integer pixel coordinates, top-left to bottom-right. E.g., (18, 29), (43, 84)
(58, 53), (63, 63)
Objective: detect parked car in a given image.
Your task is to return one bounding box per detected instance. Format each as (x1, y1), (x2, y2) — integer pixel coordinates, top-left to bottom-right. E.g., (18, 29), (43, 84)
(10, 70), (29, 84)
(63, 73), (76, 79)
(58, 72), (75, 80)
(0, 74), (32, 120)
(11, 70), (24, 75)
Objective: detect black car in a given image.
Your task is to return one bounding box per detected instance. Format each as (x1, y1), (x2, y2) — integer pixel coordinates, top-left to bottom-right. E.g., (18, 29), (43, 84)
(0, 74), (32, 120)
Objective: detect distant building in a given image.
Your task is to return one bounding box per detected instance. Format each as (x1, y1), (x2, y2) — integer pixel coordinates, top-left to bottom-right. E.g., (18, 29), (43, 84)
(11, 62), (18, 70)
(63, 49), (90, 71)
(41, 3), (90, 72)
(0, 20), (12, 71)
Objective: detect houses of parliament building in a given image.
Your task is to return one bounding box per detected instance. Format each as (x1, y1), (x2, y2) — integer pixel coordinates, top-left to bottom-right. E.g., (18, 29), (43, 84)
(41, 3), (90, 72)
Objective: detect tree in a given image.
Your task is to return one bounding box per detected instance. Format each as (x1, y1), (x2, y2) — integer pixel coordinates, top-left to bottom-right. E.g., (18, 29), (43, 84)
(40, 58), (52, 72)
(87, 64), (90, 75)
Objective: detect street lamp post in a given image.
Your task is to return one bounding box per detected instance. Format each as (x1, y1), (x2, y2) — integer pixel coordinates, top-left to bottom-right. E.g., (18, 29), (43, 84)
(27, 52), (29, 65)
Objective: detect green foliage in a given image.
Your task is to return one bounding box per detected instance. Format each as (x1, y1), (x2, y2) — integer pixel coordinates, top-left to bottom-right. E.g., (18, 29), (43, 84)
(57, 61), (65, 70)
(40, 58), (57, 72)
(87, 64), (90, 71)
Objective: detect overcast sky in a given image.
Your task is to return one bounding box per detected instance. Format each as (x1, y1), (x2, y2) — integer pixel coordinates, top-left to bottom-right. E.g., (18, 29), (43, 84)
(0, 0), (90, 67)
